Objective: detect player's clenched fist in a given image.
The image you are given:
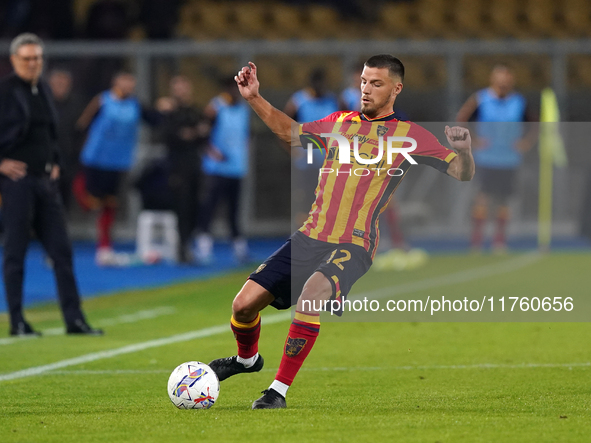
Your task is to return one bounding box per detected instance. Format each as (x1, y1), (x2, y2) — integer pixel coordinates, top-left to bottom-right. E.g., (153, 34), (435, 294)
(234, 61), (260, 101)
(444, 125), (471, 152)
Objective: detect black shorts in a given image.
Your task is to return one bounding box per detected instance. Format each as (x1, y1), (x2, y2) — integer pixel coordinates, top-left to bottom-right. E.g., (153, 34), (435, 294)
(478, 166), (517, 200)
(85, 166), (123, 199)
(249, 231), (373, 312)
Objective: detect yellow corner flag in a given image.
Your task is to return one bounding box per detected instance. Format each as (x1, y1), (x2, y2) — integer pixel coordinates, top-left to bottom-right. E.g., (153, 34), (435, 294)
(538, 88), (567, 251)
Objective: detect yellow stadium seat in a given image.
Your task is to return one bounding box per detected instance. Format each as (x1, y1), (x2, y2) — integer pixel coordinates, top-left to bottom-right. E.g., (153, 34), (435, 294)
(285, 57), (343, 91)
(268, 5), (305, 40)
(398, 59), (429, 89)
(379, 3), (419, 39)
(561, 0), (591, 37)
(189, 3), (234, 40)
(230, 3), (270, 39)
(288, 60), (312, 89)
(451, 0), (495, 39)
(570, 57), (591, 88)
(464, 58), (541, 91)
(522, 58), (551, 89)
(303, 5), (342, 39)
(487, 0), (530, 38)
(414, 0), (454, 39)
(524, 0), (565, 38)
(177, 2), (200, 37)
(423, 57), (448, 88)
(464, 59), (492, 90)
(255, 58), (286, 89)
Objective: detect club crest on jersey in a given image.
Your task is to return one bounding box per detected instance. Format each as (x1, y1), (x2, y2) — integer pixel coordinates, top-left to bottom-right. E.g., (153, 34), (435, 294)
(255, 264), (266, 274)
(377, 125), (388, 137)
(327, 145), (337, 160)
(285, 337), (307, 357)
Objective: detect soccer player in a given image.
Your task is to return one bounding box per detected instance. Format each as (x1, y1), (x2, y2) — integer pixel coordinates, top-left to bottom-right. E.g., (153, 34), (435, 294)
(341, 65), (410, 253)
(208, 55), (474, 409)
(456, 64), (535, 253)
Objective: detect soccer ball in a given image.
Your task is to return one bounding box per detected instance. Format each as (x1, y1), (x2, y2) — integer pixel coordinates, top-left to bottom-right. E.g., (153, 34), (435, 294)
(167, 361), (220, 409)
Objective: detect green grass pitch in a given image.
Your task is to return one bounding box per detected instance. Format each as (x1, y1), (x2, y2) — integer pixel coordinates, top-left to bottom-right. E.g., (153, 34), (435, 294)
(1, 252), (590, 442)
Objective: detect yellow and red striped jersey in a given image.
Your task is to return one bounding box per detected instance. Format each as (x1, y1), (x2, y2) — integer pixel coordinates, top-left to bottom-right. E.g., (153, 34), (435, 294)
(298, 110), (457, 259)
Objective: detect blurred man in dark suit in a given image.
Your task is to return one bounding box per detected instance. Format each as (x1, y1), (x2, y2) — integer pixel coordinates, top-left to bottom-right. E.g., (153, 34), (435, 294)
(0, 33), (102, 336)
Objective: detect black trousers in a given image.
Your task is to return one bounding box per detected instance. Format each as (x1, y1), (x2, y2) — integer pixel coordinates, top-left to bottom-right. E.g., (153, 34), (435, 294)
(200, 175), (242, 239)
(169, 162), (200, 249)
(0, 175), (85, 327)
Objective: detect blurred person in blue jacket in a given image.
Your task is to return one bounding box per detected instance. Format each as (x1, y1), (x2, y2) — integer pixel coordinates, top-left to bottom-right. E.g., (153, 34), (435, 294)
(75, 71), (160, 266)
(457, 64), (536, 253)
(196, 77), (250, 264)
(285, 69), (339, 227)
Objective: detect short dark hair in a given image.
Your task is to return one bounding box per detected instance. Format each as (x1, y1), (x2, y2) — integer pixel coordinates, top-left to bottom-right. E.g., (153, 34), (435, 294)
(112, 70), (134, 81)
(364, 54), (404, 82)
(310, 68), (326, 84)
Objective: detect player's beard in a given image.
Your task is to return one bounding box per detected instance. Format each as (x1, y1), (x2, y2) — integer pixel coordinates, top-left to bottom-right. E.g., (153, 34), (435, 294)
(360, 101), (369, 114)
(360, 96), (388, 119)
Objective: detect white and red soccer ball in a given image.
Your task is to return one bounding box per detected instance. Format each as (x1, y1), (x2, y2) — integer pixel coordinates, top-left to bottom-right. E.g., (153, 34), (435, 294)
(167, 361), (220, 409)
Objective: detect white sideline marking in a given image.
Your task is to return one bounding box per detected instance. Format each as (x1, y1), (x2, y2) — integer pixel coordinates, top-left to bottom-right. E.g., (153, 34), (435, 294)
(0, 337), (34, 346)
(48, 369), (172, 375)
(0, 312), (291, 382)
(0, 307), (178, 346)
(0, 254), (543, 382)
(45, 361), (591, 376)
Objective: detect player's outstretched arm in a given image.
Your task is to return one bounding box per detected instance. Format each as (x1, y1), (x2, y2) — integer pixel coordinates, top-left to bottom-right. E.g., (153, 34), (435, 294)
(235, 62), (299, 146)
(445, 125), (475, 182)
